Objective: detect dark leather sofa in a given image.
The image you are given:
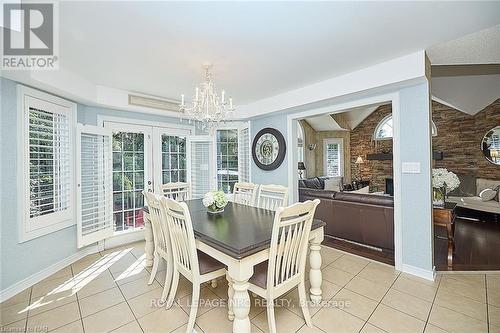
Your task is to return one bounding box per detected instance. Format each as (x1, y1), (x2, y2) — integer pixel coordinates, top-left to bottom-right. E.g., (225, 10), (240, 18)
(299, 177), (394, 252)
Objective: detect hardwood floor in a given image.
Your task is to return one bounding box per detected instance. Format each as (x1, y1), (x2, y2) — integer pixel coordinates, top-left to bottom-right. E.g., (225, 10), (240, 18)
(324, 212), (500, 271)
(435, 217), (500, 271)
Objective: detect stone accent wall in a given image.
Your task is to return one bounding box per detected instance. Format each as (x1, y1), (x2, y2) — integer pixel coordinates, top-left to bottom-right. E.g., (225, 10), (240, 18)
(350, 104), (393, 192)
(433, 98), (500, 180)
(349, 99), (500, 192)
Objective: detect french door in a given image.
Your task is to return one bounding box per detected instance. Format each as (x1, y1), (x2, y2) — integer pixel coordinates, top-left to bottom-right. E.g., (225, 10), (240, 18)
(105, 123), (153, 233)
(104, 121), (192, 234)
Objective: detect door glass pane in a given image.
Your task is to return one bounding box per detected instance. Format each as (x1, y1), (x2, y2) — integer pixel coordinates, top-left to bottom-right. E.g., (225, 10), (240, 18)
(161, 135), (187, 185)
(325, 143), (340, 177)
(216, 129), (239, 193)
(112, 132), (146, 232)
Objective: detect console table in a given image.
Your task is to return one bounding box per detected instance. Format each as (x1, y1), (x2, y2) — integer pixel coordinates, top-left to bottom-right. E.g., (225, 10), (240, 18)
(433, 202), (456, 268)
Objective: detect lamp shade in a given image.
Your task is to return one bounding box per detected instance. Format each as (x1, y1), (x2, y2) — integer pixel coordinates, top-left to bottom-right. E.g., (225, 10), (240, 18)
(298, 162), (306, 170)
(355, 156), (364, 164)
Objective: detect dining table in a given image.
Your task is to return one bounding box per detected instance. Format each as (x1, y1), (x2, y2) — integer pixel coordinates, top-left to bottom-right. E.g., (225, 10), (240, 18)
(143, 199), (326, 333)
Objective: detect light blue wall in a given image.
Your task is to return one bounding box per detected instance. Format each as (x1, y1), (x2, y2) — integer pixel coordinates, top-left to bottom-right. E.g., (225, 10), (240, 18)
(250, 113), (289, 186)
(1, 78), (79, 290)
(0, 78), (197, 291)
(249, 82), (434, 274)
(398, 83), (433, 271)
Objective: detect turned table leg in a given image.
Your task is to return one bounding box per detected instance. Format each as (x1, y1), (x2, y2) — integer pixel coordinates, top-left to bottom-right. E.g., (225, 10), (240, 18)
(309, 230), (324, 303)
(228, 265), (253, 333)
(144, 212), (154, 267)
(226, 273), (235, 321)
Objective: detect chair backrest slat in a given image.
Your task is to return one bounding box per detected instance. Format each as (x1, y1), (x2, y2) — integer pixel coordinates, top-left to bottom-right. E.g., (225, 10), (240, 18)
(142, 191), (170, 256)
(160, 197), (199, 277)
(267, 199), (320, 289)
(162, 182), (191, 201)
(233, 182), (258, 206)
(257, 185), (289, 211)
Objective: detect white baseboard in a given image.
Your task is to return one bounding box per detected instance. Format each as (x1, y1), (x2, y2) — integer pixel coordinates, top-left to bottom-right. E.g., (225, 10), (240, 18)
(0, 245), (99, 303)
(104, 229), (144, 250)
(401, 263), (436, 281)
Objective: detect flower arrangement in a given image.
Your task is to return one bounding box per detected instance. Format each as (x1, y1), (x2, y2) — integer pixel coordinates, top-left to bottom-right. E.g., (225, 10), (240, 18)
(202, 190), (228, 214)
(432, 168), (460, 206)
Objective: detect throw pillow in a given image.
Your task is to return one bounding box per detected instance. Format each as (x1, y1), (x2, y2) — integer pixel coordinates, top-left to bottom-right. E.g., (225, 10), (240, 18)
(324, 177), (342, 192)
(353, 186), (370, 194)
(479, 188), (497, 202)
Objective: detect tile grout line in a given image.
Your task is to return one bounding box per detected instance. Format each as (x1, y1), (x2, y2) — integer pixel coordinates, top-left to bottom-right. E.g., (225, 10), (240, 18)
(24, 286), (33, 332)
(71, 264), (86, 333)
(485, 274), (490, 331)
(421, 273), (442, 332)
(357, 270), (401, 333)
(113, 267), (146, 333)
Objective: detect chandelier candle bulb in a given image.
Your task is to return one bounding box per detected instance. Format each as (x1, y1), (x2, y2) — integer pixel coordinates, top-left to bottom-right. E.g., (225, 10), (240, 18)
(180, 64), (235, 131)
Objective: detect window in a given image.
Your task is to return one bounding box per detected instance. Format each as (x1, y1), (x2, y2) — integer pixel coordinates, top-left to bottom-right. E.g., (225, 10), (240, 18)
(297, 122), (304, 163)
(112, 131), (147, 232)
(323, 138), (343, 177)
(20, 86), (76, 242)
(374, 115), (437, 140)
(216, 129), (239, 193)
(161, 135), (187, 183)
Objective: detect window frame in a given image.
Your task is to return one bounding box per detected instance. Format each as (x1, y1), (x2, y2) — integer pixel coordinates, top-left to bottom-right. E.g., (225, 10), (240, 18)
(374, 114), (437, 140)
(323, 138), (344, 177)
(212, 122), (251, 194)
(18, 85), (77, 243)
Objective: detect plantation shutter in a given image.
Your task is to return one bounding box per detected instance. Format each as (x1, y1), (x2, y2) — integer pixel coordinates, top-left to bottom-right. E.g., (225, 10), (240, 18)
(238, 125), (250, 182)
(26, 96), (73, 229)
(187, 136), (215, 199)
(76, 124), (113, 248)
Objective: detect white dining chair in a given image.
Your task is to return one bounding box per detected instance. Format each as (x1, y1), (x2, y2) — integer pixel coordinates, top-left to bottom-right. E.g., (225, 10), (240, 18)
(162, 182), (191, 201)
(161, 197), (227, 333)
(256, 184), (289, 211)
(232, 182), (258, 206)
(245, 199), (320, 333)
(142, 192), (173, 303)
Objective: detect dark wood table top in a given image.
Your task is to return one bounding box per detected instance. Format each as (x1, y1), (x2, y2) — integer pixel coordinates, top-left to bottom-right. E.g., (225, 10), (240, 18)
(433, 202), (457, 211)
(144, 199), (325, 260)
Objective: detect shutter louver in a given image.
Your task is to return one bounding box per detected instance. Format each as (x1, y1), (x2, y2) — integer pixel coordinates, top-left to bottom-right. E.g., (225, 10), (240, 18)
(187, 137), (214, 199)
(239, 127), (250, 182)
(77, 125), (113, 248)
(29, 107), (71, 219)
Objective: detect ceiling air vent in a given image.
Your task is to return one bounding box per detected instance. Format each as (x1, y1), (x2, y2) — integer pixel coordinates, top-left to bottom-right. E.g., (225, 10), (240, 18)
(128, 94), (180, 112)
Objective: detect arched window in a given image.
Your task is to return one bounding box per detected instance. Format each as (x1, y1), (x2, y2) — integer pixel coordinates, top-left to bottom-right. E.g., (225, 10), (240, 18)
(374, 115), (437, 140)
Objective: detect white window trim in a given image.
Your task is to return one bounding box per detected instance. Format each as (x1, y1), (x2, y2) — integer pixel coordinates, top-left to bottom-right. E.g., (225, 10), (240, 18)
(323, 138), (344, 177)
(374, 114), (437, 140)
(213, 122), (251, 190)
(17, 85), (77, 243)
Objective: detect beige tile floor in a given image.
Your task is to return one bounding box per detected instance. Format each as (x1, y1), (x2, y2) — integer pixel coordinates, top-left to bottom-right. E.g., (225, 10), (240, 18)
(1, 241), (499, 333)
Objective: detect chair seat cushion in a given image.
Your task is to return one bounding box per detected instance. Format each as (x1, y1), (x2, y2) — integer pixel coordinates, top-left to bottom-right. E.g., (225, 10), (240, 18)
(197, 250), (225, 274)
(249, 261), (268, 288)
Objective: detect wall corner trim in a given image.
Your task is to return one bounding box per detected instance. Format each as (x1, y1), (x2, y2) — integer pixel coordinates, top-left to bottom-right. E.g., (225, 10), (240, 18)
(0, 245), (100, 303)
(401, 264), (436, 281)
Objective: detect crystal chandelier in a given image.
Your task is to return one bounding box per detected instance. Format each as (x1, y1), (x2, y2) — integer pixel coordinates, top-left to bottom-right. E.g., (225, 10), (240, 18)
(180, 64), (235, 130)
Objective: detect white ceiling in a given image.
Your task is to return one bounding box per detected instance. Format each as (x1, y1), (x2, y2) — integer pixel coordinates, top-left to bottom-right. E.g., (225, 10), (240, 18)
(56, 1), (500, 105)
(305, 114), (343, 132)
(427, 25), (500, 65)
(432, 74), (500, 115)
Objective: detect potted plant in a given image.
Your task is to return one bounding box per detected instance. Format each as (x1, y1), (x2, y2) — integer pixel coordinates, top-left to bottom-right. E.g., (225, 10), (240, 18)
(202, 190), (228, 214)
(432, 168), (460, 207)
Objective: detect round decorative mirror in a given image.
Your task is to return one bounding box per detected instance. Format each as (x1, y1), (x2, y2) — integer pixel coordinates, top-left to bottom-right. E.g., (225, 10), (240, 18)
(481, 126), (500, 165)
